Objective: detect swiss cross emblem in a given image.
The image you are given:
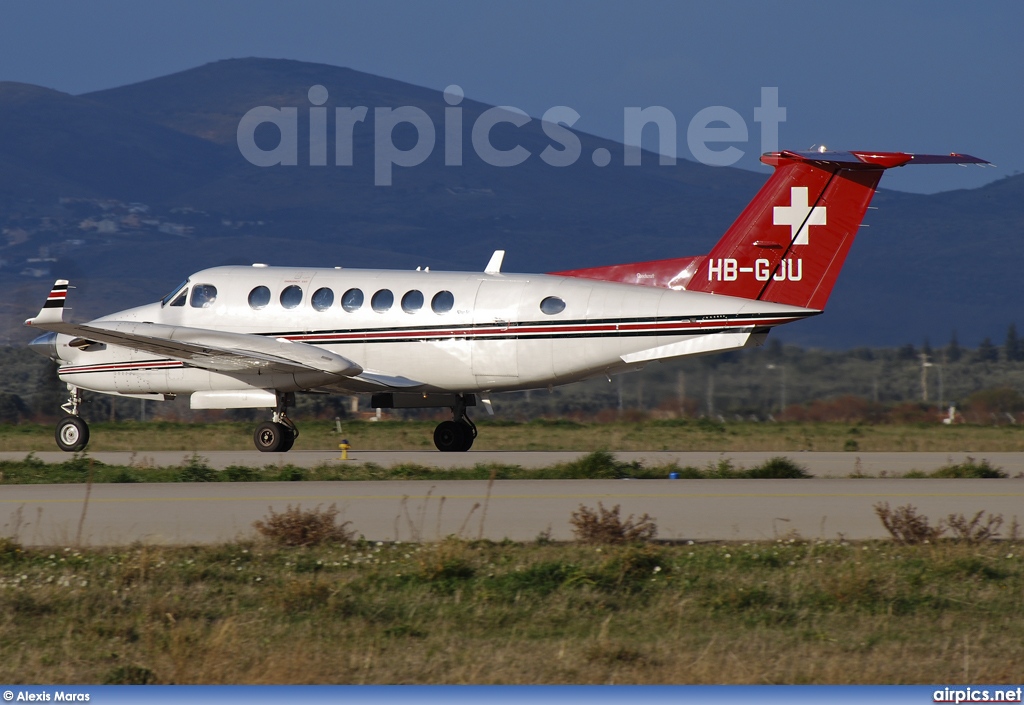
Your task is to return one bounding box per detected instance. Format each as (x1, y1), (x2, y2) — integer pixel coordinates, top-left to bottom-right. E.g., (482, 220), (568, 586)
(773, 186), (826, 245)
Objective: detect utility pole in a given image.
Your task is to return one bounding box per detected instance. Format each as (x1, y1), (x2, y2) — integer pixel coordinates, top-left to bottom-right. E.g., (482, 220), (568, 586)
(677, 371), (686, 416)
(920, 353), (933, 402)
(766, 364), (786, 414)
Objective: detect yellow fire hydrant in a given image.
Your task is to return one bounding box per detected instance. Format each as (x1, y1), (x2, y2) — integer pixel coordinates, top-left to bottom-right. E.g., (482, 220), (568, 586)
(339, 439), (351, 461)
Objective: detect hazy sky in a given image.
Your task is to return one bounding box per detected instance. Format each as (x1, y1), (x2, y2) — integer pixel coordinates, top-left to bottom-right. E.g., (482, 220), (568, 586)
(2, 0), (1020, 193)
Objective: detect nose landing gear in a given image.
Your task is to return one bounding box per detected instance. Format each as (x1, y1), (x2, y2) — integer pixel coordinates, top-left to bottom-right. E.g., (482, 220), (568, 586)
(55, 386), (89, 452)
(253, 392), (298, 452)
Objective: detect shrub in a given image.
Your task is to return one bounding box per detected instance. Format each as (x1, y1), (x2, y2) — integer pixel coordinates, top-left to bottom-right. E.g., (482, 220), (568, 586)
(560, 450), (629, 479)
(224, 465), (258, 482)
(61, 454), (99, 475)
(746, 457), (811, 479)
(930, 458), (1006, 479)
(276, 466), (305, 481)
(569, 502), (657, 544)
(253, 504), (354, 547)
(178, 454), (216, 482)
(874, 503), (944, 544)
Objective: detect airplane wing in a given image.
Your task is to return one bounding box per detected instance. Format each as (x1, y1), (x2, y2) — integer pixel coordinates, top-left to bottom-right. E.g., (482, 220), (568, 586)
(26, 281), (361, 377)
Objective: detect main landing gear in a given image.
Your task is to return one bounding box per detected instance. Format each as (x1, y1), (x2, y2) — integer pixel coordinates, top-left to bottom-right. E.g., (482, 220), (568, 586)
(253, 392), (298, 452)
(433, 395), (477, 452)
(370, 392), (480, 453)
(55, 387), (89, 452)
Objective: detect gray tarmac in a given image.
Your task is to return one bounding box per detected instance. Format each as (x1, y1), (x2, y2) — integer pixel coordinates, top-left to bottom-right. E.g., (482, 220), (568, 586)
(2, 468), (1022, 546)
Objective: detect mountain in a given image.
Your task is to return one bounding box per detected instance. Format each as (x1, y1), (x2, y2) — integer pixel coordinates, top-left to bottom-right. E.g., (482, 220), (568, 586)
(0, 57), (1020, 348)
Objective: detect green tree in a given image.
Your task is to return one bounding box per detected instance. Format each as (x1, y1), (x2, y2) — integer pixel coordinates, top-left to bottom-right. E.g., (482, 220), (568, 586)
(947, 330), (962, 362)
(975, 337), (999, 363)
(897, 343), (917, 361)
(1005, 323), (1021, 362)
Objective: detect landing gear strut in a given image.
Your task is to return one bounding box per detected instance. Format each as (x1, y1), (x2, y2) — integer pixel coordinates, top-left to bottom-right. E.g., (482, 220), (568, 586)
(55, 386), (89, 452)
(433, 394), (476, 452)
(254, 392), (298, 452)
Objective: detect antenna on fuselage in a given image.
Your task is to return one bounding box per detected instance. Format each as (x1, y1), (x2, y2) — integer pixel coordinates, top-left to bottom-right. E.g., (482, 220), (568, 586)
(485, 250), (505, 274)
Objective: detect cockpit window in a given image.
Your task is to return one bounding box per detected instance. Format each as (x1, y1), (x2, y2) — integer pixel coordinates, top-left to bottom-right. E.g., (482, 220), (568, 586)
(161, 279), (189, 307)
(169, 290), (187, 307)
(190, 284), (218, 309)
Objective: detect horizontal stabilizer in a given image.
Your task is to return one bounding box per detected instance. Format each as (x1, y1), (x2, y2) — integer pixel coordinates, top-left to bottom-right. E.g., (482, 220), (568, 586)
(24, 280), (70, 327)
(621, 328), (756, 363)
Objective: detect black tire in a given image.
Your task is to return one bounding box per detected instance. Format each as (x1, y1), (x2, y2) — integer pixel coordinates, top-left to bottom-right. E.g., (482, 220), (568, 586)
(459, 420), (475, 451)
(433, 420), (467, 452)
(254, 421), (288, 452)
(55, 416), (90, 452)
(278, 428), (296, 453)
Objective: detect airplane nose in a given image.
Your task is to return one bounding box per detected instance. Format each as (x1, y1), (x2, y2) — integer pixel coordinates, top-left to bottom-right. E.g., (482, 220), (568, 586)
(29, 332), (59, 361)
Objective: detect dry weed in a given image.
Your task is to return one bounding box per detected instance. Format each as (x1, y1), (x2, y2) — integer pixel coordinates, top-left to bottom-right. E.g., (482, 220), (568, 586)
(874, 502), (944, 544)
(569, 502), (657, 544)
(253, 504), (354, 547)
(945, 511), (1004, 543)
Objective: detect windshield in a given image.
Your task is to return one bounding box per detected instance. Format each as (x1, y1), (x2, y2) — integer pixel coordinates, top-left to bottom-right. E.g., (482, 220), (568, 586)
(160, 279), (190, 307)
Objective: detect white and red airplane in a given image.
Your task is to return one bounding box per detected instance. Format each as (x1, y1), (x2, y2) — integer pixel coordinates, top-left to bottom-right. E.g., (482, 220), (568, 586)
(26, 149), (987, 452)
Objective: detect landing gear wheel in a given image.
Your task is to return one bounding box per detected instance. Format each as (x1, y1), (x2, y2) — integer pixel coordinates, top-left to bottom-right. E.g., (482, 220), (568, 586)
(459, 420), (475, 451)
(278, 427), (296, 452)
(254, 421), (290, 452)
(56, 416), (89, 452)
(434, 420), (468, 452)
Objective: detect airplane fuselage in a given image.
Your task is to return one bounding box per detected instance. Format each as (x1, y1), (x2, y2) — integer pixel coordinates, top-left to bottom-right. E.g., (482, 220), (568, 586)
(51, 265), (812, 399)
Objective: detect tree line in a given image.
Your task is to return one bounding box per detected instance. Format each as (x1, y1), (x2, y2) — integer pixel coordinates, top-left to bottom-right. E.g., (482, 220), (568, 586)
(1, 324), (1023, 425)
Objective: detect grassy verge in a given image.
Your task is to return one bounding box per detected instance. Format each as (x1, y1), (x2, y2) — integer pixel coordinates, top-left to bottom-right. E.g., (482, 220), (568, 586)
(0, 451), (1010, 484)
(0, 451), (816, 484)
(2, 418), (1024, 452)
(1, 536), (1021, 684)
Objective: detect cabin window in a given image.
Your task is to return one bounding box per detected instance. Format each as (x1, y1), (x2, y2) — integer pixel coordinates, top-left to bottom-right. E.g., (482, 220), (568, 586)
(311, 287), (334, 312)
(371, 289), (394, 312)
(401, 290), (424, 313)
(248, 286), (271, 310)
(341, 288), (364, 312)
(190, 284), (218, 309)
(161, 279), (189, 307)
(539, 296), (565, 315)
(431, 290), (454, 314)
(280, 285), (303, 309)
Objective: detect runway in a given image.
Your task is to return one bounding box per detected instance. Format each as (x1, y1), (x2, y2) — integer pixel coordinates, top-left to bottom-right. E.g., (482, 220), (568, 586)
(3, 449), (1024, 477)
(3, 475), (1022, 546)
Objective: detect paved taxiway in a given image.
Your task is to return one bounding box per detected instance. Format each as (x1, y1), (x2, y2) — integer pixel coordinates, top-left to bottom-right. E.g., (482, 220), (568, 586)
(3, 474), (1022, 546)
(3, 450), (1024, 477)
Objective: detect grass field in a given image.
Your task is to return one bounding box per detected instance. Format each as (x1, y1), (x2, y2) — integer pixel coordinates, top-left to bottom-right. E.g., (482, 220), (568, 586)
(3, 418), (1024, 453)
(1, 536), (1022, 684)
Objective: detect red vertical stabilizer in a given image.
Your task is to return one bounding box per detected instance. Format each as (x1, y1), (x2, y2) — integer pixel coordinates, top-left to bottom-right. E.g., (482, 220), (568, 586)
(554, 150), (987, 310)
